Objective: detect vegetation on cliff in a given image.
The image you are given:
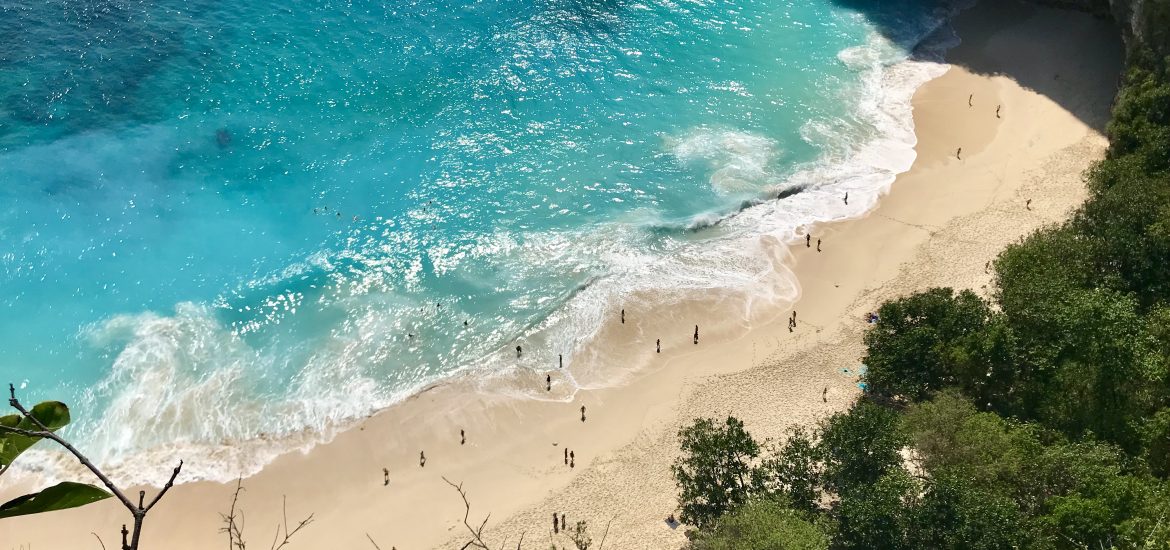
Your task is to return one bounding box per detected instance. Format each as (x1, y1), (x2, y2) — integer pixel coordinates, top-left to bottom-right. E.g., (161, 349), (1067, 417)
(674, 49), (1170, 549)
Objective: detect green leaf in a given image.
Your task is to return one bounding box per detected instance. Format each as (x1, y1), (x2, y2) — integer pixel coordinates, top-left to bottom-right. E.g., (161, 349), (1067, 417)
(0, 401), (71, 469)
(0, 482), (112, 519)
(20, 401), (71, 432)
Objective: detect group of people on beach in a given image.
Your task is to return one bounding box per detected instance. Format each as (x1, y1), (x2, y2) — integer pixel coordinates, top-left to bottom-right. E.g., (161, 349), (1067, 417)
(957, 94), (1004, 159)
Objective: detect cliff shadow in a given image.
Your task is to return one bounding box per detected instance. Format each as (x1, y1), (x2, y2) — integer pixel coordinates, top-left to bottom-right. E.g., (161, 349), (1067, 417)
(833, 0), (1125, 133)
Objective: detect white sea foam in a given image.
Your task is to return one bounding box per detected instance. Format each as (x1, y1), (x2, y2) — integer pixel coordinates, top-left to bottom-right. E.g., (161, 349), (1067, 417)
(667, 128), (781, 193)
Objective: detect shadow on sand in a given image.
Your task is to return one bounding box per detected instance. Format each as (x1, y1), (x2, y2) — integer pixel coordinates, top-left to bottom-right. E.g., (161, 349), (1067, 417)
(832, 0), (1124, 133)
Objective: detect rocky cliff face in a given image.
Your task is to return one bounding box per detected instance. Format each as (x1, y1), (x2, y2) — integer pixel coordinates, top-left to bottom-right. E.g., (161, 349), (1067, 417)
(1029, 0), (1170, 56)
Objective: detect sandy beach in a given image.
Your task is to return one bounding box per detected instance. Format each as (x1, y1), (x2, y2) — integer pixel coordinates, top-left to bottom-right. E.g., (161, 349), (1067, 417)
(0, 1), (1123, 548)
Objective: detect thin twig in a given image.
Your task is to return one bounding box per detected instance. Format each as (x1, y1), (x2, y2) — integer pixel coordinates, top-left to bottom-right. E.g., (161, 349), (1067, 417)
(443, 477), (492, 549)
(365, 533), (383, 550)
(270, 495), (314, 550)
(144, 461), (183, 512)
(598, 517), (614, 550)
(219, 479), (246, 550)
(92, 532), (107, 550)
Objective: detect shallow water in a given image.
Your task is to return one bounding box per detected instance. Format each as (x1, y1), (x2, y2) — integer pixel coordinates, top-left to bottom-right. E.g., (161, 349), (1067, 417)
(0, 0), (956, 481)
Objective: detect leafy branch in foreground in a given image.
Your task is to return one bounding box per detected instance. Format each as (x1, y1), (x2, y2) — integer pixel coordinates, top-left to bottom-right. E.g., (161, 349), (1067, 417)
(0, 383), (183, 550)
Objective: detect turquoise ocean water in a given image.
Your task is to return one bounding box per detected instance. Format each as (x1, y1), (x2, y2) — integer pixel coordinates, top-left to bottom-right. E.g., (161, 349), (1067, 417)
(1, 0), (956, 481)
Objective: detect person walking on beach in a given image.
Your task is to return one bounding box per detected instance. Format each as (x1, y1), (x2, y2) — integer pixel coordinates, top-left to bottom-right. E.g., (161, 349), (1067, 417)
(581, 405), (587, 422)
(816, 239), (822, 252)
(956, 147), (962, 160)
(806, 234), (811, 248)
(419, 451), (426, 467)
(996, 104), (1002, 118)
(570, 451), (575, 468)
(621, 308), (625, 324)
(383, 467), (390, 486)
(516, 345), (523, 358)
(844, 192), (848, 205)
(565, 448), (569, 464)
(546, 374), (552, 392)
(554, 512), (560, 534)
(1026, 198), (1032, 210)
(968, 93), (973, 107)
(461, 429), (466, 445)
(657, 338), (661, 353)
(561, 514), (567, 532)
(693, 325), (699, 345)
(559, 354), (563, 369)
(822, 387), (828, 403)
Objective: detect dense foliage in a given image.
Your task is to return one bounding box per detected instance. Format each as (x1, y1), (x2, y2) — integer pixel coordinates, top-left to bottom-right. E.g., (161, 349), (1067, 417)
(674, 51), (1170, 549)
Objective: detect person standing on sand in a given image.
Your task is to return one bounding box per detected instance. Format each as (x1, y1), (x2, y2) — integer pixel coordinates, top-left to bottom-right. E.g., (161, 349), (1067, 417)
(461, 429), (466, 445)
(657, 338), (661, 353)
(419, 451), (426, 467)
(956, 147), (962, 160)
(383, 467), (390, 486)
(822, 387), (828, 403)
(806, 234), (811, 247)
(844, 192), (848, 205)
(1026, 198), (1032, 210)
(559, 354), (563, 369)
(546, 374), (552, 391)
(516, 345), (523, 358)
(816, 239), (821, 252)
(561, 514), (567, 532)
(565, 448), (569, 464)
(581, 405), (587, 422)
(621, 309), (625, 324)
(693, 325), (699, 345)
(554, 512), (560, 534)
(968, 93), (973, 107)
(997, 105), (1002, 118)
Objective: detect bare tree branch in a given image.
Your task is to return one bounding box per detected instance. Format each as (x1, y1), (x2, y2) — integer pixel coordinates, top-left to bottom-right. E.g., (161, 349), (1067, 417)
(92, 531), (107, 550)
(270, 495), (314, 550)
(365, 533), (383, 550)
(219, 478), (246, 550)
(442, 477), (495, 550)
(144, 461), (183, 512)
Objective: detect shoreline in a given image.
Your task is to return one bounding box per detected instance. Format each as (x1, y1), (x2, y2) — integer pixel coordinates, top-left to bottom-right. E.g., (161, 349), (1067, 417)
(14, 0), (956, 490)
(0, 1), (1123, 548)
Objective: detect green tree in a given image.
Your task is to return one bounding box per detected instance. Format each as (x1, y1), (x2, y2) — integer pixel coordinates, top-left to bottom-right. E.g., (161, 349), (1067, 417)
(863, 288), (1010, 404)
(686, 498), (829, 550)
(909, 472), (1027, 550)
(672, 416), (764, 529)
(819, 401), (906, 498)
(832, 469), (916, 550)
(761, 427), (823, 513)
